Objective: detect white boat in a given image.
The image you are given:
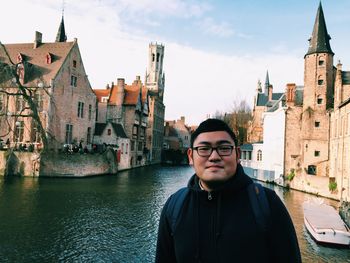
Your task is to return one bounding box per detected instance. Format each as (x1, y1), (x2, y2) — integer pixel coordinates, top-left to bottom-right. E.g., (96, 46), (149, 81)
(303, 201), (350, 246)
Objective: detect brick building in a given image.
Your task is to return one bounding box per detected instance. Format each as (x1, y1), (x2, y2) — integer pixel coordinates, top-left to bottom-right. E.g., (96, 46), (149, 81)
(247, 72), (284, 143)
(94, 76), (149, 168)
(246, 3), (350, 200)
(0, 17), (96, 151)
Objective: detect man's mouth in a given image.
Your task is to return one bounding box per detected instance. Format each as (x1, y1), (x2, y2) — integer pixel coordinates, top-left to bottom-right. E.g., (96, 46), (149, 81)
(206, 165), (223, 169)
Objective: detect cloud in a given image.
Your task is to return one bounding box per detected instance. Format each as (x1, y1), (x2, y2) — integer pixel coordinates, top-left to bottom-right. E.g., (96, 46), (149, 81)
(197, 17), (235, 38)
(163, 43), (303, 125)
(117, 0), (211, 18)
(0, 0), (304, 127)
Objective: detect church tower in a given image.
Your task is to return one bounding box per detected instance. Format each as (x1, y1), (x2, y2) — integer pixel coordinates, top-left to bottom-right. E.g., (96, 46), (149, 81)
(301, 2), (334, 176)
(145, 43), (165, 164)
(55, 16), (67, 42)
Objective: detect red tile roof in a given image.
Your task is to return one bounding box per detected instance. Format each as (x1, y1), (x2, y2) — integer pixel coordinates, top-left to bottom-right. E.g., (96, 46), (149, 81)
(94, 89), (111, 102)
(124, 84), (140, 105)
(0, 41), (75, 87)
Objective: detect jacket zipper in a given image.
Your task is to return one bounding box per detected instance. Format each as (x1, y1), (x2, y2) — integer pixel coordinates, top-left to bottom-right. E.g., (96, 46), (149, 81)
(208, 191), (212, 200)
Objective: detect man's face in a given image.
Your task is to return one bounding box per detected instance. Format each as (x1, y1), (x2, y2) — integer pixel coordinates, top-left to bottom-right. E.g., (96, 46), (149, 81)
(187, 131), (240, 191)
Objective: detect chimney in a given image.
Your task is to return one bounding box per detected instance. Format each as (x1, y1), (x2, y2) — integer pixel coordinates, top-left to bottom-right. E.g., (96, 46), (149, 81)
(133, 75), (141, 85)
(165, 122), (170, 136)
(34, 31), (42, 49)
(117, 78), (125, 87)
(116, 78), (125, 106)
(106, 84), (110, 89)
(286, 83), (296, 105)
(180, 116), (185, 124)
(268, 85), (273, 101)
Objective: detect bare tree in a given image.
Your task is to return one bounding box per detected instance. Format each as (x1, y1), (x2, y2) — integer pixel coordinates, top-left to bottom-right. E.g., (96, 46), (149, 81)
(213, 100), (252, 145)
(0, 42), (49, 151)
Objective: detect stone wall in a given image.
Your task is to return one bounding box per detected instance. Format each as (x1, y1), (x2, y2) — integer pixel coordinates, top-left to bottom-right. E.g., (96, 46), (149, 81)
(339, 201), (350, 228)
(289, 173), (338, 200)
(0, 148), (117, 177)
(0, 151), (40, 176)
(40, 149), (117, 177)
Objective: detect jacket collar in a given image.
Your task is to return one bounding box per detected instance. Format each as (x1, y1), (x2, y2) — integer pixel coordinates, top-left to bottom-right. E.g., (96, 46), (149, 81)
(187, 163), (253, 194)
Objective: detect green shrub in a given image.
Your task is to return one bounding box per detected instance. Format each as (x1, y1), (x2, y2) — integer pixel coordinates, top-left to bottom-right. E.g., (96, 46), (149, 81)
(286, 169), (295, 181)
(329, 181), (337, 192)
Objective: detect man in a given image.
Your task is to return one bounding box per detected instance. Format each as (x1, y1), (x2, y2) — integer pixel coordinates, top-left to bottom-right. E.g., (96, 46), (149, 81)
(156, 118), (301, 263)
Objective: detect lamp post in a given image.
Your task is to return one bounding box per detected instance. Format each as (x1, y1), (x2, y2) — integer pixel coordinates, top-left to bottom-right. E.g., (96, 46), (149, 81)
(14, 120), (21, 149)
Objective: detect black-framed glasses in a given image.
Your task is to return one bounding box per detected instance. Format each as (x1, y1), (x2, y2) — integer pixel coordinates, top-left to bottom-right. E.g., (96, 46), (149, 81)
(193, 145), (235, 157)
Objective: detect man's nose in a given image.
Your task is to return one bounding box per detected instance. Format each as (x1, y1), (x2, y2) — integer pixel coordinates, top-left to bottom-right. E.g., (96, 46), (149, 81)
(208, 148), (221, 161)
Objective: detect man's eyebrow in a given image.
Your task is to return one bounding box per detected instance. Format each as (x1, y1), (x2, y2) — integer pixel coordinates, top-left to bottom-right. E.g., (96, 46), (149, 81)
(195, 140), (233, 145)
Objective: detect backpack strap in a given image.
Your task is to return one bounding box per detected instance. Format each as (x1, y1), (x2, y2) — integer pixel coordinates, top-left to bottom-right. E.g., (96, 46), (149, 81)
(166, 187), (189, 236)
(247, 182), (271, 233)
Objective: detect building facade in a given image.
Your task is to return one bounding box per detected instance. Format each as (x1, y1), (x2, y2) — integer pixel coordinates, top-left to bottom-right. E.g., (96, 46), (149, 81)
(94, 76), (149, 168)
(245, 3), (350, 200)
(0, 17), (96, 151)
(247, 72), (284, 143)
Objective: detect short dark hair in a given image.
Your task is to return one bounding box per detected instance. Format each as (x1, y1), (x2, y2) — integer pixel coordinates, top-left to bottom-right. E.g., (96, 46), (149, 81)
(190, 118), (237, 147)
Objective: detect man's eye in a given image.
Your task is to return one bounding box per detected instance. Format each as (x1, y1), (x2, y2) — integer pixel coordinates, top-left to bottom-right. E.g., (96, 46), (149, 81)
(219, 146), (231, 151)
(198, 147), (211, 151)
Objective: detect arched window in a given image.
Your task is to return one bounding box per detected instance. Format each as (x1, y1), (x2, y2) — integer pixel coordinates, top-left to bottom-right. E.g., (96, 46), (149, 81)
(257, 150), (262, 161)
(318, 56), (325, 66)
(318, 75), (324, 85)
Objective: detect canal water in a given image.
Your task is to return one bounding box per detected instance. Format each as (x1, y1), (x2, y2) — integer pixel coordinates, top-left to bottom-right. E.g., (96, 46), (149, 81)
(0, 165), (349, 262)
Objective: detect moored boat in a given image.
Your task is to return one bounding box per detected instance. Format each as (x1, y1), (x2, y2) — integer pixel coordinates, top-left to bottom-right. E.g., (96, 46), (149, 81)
(303, 201), (350, 246)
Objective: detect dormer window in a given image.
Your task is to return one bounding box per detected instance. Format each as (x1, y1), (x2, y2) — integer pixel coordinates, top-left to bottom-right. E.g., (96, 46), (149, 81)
(17, 53), (23, 63)
(73, 60), (77, 68)
(46, 53), (52, 64)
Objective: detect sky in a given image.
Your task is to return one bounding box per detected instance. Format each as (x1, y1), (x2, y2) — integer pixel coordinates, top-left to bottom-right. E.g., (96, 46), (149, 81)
(1, 0), (350, 125)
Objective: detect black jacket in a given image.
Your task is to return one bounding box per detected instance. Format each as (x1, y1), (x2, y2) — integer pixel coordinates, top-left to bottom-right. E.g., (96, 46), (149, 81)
(155, 164), (301, 263)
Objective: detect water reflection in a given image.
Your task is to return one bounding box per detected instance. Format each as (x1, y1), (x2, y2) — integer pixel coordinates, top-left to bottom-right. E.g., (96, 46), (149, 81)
(0, 166), (349, 262)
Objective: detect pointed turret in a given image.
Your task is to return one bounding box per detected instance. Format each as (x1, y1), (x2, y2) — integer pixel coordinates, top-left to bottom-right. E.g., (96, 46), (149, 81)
(305, 2), (333, 56)
(264, 71), (270, 95)
(56, 16), (67, 42)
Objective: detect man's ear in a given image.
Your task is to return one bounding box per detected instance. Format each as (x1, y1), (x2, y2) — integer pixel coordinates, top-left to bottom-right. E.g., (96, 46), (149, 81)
(235, 146), (241, 163)
(187, 148), (194, 165)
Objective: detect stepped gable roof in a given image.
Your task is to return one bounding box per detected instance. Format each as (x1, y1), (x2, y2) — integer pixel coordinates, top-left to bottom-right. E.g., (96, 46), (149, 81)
(305, 2), (333, 56)
(0, 41), (75, 86)
(94, 122), (128, 138)
(342, 71), (350, 85)
(94, 89), (111, 102)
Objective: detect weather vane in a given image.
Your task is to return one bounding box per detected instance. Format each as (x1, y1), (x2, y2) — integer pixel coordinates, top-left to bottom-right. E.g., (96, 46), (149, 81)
(62, 0), (66, 16)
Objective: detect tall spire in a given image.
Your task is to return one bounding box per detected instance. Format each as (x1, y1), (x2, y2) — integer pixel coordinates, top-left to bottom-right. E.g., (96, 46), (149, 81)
(305, 2), (333, 56)
(264, 70), (270, 95)
(56, 16), (67, 42)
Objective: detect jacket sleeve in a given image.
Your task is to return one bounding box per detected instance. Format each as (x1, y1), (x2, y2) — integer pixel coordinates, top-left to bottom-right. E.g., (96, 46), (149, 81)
(266, 189), (302, 263)
(155, 198), (177, 263)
